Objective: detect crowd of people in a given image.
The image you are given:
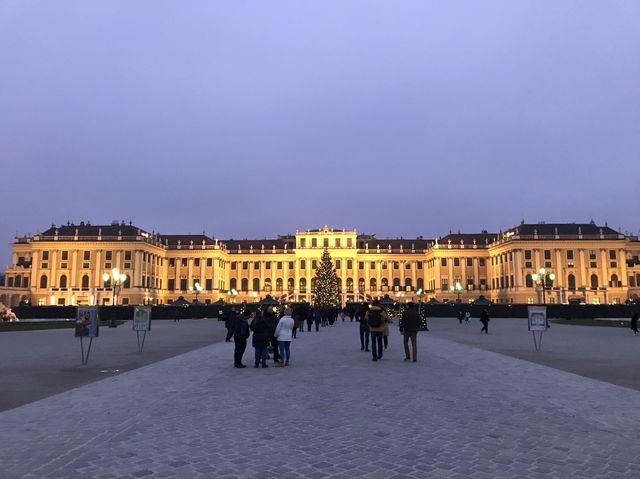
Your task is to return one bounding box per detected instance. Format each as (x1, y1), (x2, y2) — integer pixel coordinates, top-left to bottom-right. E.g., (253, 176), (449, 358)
(222, 300), (432, 368)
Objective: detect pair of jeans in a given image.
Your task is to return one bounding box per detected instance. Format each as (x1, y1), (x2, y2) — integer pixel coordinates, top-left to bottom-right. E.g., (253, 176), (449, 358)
(403, 333), (417, 361)
(254, 347), (268, 366)
(371, 331), (383, 359)
(234, 338), (247, 366)
(306, 320), (313, 332)
(359, 323), (370, 350)
(278, 341), (291, 362)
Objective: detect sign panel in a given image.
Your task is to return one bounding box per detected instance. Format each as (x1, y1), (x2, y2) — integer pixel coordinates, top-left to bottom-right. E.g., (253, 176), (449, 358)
(75, 307), (100, 338)
(528, 306), (547, 331)
(133, 307), (152, 331)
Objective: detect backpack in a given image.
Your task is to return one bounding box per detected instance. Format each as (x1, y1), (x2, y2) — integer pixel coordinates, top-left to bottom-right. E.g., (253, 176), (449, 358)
(368, 309), (382, 328)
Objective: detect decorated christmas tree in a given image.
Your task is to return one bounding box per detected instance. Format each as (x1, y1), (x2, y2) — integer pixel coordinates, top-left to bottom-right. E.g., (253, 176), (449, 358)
(314, 249), (340, 307)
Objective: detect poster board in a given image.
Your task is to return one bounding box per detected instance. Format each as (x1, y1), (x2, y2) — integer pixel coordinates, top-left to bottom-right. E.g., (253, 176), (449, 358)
(133, 307), (152, 331)
(75, 307), (100, 338)
(528, 306), (547, 332)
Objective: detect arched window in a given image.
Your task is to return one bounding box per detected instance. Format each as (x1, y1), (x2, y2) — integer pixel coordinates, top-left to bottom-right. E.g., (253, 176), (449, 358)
(590, 274), (598, 290)
(287, 278), (294, 292)
(417, 278), (424, 291)
(22, 277), (29, 288)
(525, 274), (533, 288)
(252, 278), (260, 292)
(370, 278), (377, 292)
(358, 278), (365, 293)
(404, 278), (412, 290)
(610, 274), (619, 287)
(346, 278), (354, 292)
(59, 275), (67, 288)
(381, 278), (389, 287)
(264, 278), (272, 292)
(567, 274), (576, 290)
(230, 278), (237, 291)
(311, 278), (317, 292)
(81, 275), (90, 289)
(39, 275), (48, 289)
(393, 278), (400, 291)
(275, 278), (282, 292)
(299, 278), (307, 293)
(241, 278), (248, 291)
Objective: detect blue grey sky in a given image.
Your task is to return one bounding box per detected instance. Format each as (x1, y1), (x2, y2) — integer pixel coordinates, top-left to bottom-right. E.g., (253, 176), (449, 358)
(1, 1), (639, 268)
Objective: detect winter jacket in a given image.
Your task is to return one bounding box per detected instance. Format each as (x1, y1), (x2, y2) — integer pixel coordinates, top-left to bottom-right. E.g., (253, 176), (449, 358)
(275, 315), (295, 341)
(250, 317), (271, 348)
(400, 307), (420, 334)
(366, 306), (388, 333)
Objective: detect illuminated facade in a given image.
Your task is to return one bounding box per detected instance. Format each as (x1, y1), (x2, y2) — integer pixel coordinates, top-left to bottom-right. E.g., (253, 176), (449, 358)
(1, 222), (639, 307)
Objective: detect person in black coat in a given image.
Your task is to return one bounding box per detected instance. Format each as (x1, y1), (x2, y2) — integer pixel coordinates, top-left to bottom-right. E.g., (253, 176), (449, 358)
(263, 308), (281, 364)
(224, 308), (238, 342)
(480, 310), (490, 334)
(233, 313), (250, 368)
(630, 311), (639, 335)
(250, 311), (270, 368)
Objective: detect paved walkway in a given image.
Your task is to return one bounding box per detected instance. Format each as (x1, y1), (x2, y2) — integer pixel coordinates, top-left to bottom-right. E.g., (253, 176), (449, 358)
(1, 321), (640, 478)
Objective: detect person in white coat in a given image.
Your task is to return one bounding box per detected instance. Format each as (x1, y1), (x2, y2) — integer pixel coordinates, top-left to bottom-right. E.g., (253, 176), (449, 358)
(275, 307), (295, 367)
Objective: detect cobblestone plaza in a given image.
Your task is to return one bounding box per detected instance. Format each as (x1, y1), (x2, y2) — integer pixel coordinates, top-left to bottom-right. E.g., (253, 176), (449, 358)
(1, 319), (639, 478)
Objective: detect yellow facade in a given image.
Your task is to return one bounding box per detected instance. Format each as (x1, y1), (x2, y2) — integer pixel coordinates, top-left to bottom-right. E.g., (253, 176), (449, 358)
(1, 222), (639, 307)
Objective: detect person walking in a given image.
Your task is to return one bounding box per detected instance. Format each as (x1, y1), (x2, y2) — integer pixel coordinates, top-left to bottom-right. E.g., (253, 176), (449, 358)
(224, 308), (237, 342)
(263, 308), (281, 364)
(313, 308), (322, 332)
(275, 307), (295, 366)
(306, 306), (314, 332)
(250, 311), (270, 368)
(631, 311), (639, 335)
(480, 309), (490, 334)
(366, 300), (389, 361)
(464, 311), (470, 324)
(357, 305), (370, 352)
(458, 310), (464, 325)
(233, 311), (250, 368)
(383, 308), (390, 350)
(400, 302), (419, 362)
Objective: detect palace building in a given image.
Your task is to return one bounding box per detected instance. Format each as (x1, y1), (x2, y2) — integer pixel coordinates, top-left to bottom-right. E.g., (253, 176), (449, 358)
(1, 222), (639, 307)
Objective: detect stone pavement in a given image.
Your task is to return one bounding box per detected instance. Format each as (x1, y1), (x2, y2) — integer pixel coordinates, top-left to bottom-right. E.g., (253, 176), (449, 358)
(1, 321), (640, 478)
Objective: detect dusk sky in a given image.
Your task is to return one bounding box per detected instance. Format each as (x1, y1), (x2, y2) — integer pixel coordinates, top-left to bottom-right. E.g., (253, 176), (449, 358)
(1, 1), (639, 268)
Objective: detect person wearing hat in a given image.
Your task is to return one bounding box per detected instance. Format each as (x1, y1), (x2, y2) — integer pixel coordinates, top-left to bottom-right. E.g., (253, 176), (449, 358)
(275, 307), (295, 366)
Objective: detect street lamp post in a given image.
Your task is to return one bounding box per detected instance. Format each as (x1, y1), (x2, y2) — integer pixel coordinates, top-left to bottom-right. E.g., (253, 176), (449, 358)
(532, 268), (555, 304)
(189, 282), (203, 303)
(102, 268), (127, 328)
(450, 281), (463, 302)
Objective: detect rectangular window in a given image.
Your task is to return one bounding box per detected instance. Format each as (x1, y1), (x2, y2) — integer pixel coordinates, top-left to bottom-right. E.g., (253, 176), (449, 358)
(382, 261), (387, 270)
(300, 238), (306, 248)
(479, 258), (485, 267)
(194, 258), (200, 267)
(207, 258), (213, 267)
(277, 262), (283, 270)
(544, 250), (551, 260)
(181, 258), (188, 267)
(323, 238), (329, 247)
(393, 262), (399, 270)
(347, 260), (353, 269)
(441, 258), (447, 267)
(242, 262), (248, 270)
(524, 250), (532, 260)
(124, 262), (131, 269)
(83, 262), (90, 269)
(83, 251), (90, 261)
(417, 262), (423, 270)
(42, 251), (49, 260)
(62, 251), (69, 261)
(125, 251), (132, 261)
(254, 261), (260, 269)
(566, 250), (574, 260)
(371, 261), (376, 269)
(441, 279), (449, 291)
(405, 262), (411, 269)
(466, 258), (473, 267)
(288, 261), (294, 269)
(300, 260), (306, 269)
(609, 250), (617, 260)
(231, 262), (237, 270)
(312, 238), (317, 247)
(335, 239), (341, 247)
(347, 238), (353, 248)
(589, 250), (597, 260)
(265, 261), (271, 270)
(169, 258), (175, 267)
(180, 278), (187, 291)
(630, 276), (636, 288)
(336, 260), (341, 269)
(312, 260), (317, 269)
(205, 279), (213, 290)
(61, 263), (68, 269)
(454, 258), (460, 267)
(168, 279), (175, 291)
